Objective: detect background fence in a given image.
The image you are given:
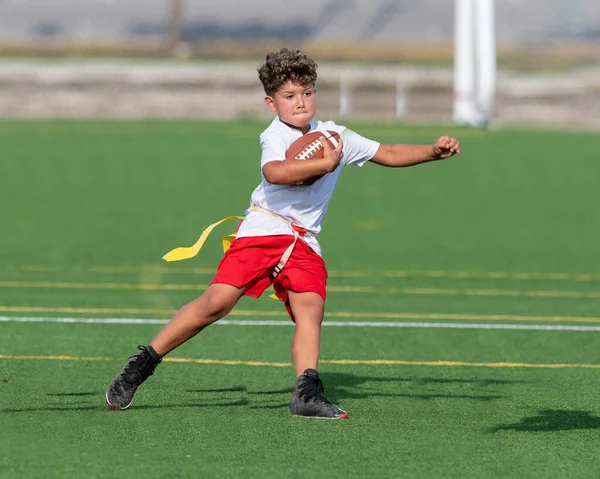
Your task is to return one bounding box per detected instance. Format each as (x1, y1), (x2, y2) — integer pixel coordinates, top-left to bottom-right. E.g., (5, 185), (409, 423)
(0, 0), (599, 126)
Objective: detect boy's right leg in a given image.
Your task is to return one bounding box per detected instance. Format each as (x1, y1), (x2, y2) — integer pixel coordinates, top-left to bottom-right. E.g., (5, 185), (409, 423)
(105, 283), (244, 410)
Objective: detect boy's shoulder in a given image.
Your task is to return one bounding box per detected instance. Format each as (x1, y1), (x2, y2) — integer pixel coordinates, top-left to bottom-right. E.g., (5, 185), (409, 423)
(260, 117), (290, 139)
(313, 119), (346, 135)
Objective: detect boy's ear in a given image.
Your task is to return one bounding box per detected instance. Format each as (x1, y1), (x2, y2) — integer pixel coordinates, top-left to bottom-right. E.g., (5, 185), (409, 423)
(264, 95), (277, 113)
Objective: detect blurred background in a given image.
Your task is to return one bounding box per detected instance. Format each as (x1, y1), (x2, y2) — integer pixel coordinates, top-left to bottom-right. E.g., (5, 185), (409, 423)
(0, 0), (599, 127)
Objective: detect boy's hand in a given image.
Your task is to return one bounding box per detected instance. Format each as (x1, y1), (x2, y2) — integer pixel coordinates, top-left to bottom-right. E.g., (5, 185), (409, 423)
(432, 135), (461, 159)
(320, 135), (344, 172)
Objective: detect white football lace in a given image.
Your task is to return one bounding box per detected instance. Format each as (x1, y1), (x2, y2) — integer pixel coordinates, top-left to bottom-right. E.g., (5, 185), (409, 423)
(295, 140), (322, 160)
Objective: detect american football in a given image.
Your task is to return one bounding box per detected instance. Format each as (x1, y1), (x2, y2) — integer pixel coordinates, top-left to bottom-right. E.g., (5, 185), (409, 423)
(286, 130), (341, 185)
(285, 130), (341, 162)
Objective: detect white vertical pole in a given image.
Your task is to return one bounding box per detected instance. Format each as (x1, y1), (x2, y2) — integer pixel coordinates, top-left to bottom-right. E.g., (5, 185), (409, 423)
(339, 74), (350, 117)
(395, 77), (406, 120)
(453, 0), (479, 125)
(475, 0), (496, 126)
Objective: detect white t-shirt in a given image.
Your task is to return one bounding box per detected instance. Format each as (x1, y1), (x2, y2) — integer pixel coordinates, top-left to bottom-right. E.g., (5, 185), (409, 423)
(236, 116), (380, 255)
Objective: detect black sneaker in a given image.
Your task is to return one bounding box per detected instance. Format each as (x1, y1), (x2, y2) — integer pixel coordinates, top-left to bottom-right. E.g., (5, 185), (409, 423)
(105, 345), (162, 410)
(289, 369), (349, 419)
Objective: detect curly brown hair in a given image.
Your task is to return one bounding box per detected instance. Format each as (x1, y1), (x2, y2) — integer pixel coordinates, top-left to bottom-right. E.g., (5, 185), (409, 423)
(257, 48), (318, 96)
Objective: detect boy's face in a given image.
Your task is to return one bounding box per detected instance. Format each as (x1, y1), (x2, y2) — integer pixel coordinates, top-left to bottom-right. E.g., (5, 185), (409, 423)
(264, 81), (316, 133)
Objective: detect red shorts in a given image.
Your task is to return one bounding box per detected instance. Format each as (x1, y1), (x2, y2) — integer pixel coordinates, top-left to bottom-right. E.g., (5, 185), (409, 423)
(210, 235), (327, 321)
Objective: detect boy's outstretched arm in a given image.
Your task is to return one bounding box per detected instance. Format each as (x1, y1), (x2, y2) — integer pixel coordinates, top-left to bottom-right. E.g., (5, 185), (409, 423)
(370, 135), (461, 168)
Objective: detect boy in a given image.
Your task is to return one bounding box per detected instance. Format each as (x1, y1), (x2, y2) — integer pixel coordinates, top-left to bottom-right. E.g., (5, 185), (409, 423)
(106, 48), (460, 419)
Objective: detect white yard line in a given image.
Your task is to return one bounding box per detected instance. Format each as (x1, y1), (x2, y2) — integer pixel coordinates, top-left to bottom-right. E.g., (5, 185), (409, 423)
(1, 316), (599, 332)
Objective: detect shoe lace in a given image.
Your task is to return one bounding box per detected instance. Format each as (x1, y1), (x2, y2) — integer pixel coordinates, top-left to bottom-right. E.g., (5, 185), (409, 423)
(122, 345), (159, 385)
(297, 376), (329, 404)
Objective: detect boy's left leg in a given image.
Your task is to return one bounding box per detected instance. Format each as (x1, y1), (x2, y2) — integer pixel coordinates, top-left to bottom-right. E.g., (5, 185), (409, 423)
(105, 284), (244, 410)
(288, 291), (323, 376)
(287, 291), (348, 419)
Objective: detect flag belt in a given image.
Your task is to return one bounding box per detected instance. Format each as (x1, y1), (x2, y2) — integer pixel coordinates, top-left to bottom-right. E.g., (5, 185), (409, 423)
(162, 206), (316, 288)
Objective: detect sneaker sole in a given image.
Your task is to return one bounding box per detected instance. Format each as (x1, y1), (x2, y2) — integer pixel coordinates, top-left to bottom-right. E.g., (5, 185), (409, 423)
(105, 392), (131, 411)
(291, 412), (349, 420)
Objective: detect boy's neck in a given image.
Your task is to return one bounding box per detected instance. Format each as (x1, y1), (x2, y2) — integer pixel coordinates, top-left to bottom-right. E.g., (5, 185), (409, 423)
(280, 118), (311, 135)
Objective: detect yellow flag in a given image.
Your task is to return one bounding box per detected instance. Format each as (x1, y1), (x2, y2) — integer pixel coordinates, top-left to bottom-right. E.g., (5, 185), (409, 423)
(162, 216), (244, 262)
(163, 214), (284, 302)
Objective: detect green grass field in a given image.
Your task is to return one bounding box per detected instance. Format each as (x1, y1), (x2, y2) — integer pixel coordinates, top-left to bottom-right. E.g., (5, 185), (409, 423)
(1, 119), (600, 478)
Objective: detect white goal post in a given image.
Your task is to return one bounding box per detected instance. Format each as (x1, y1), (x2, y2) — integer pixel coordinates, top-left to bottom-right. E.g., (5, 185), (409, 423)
(453, 0), (496, 127)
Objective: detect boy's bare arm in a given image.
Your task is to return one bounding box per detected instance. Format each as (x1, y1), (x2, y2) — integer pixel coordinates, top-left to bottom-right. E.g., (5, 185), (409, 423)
(370, 135), (461, 167)
(262, 136), (344, 185)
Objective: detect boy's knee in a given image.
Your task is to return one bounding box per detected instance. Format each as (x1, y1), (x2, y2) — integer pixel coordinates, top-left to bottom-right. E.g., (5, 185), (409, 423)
(200, 295), (232, 319)
(289, 292), (324, 325)
(194, 285), (241, 321)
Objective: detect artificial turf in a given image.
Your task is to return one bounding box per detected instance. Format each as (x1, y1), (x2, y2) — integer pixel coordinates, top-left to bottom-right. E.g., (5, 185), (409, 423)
(1, 119), (600, 478)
